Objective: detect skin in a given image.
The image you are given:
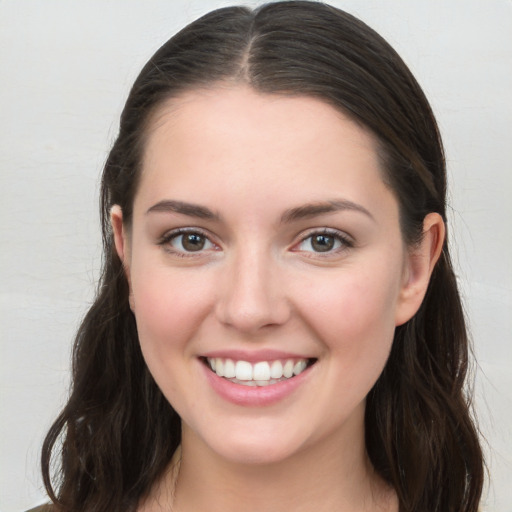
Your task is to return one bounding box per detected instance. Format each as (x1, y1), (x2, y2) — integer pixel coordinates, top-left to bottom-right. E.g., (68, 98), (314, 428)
(112, 85), (444, 512)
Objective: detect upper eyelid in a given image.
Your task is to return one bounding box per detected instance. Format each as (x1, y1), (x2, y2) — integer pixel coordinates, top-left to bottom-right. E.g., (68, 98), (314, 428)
(160, 226), (214, 241)
(296, 227), (353, 243)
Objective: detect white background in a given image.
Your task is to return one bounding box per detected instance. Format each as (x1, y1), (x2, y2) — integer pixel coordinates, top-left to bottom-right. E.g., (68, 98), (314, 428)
(1, 1), (510, 511)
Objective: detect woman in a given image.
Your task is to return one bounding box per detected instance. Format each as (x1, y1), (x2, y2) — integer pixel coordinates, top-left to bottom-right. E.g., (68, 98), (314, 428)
(38, 2), (484, 511)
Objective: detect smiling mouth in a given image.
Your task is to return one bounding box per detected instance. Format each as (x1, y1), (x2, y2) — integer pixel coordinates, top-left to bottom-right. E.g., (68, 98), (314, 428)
(201, 357), (317, 387)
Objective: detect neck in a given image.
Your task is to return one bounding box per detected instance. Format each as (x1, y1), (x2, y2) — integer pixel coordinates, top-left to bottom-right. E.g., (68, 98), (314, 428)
(162, 418), (397, 512)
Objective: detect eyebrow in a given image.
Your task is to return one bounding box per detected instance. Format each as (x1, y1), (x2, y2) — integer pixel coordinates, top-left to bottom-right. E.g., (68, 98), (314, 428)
(281, 199), (374, 223)
(146, 200), (220, 220)
(145, 198), (374, 223)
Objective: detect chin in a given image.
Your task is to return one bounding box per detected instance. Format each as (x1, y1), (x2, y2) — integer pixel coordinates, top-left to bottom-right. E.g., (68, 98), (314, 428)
(194, 423), (309, 467)
(217, 442), (300, 466)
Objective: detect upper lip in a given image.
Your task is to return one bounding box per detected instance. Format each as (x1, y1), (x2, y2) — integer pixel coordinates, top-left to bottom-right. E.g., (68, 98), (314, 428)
(200, 349), (315, 363)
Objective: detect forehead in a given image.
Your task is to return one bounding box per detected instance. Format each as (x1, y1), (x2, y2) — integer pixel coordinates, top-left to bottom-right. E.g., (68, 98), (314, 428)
(135, 86), (393, 218)
(144, 85), (378, 160)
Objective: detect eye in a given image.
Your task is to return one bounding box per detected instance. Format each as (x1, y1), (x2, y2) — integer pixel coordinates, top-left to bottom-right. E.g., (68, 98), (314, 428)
(295, 230), (352, 254)
(160, 229), (217, 254)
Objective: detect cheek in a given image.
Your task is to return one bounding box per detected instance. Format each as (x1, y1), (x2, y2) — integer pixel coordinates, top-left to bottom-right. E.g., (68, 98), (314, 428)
(128, 264), (218, 410)
(130, 264), (215, 355)
(295, 264), (401, 370)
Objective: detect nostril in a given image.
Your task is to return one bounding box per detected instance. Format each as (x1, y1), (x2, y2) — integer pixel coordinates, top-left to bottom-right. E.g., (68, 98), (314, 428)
(214, 265), (291, 333)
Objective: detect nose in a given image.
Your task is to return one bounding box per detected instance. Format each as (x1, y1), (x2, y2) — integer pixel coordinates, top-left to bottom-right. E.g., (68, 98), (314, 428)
(215, 246), (291, 334)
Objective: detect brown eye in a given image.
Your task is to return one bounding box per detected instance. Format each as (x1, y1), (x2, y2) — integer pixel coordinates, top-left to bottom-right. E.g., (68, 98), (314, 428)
(311, 234), (335, 252)
(182, 233), (205, 251)
(296, 230), (351, 254)
(170, 232), (213, 252)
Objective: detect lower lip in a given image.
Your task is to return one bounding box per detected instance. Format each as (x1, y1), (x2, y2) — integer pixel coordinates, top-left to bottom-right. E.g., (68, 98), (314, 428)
(201, 361), (313, 407)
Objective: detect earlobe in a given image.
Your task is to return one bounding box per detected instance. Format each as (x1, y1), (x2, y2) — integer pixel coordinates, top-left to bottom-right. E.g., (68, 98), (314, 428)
(395, 212), (445, 326)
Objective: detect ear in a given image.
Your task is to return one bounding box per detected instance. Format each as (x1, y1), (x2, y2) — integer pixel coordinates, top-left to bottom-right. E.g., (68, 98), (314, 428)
(395, 212), (445, 326)
(110, 205), (134, 311)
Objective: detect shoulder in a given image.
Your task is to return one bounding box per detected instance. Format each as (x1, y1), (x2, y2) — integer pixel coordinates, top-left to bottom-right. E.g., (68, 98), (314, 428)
(25, 505), (53, 512)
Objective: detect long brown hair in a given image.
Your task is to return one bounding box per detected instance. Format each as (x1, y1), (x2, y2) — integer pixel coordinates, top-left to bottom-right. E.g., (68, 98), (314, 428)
(42, 2), (484, 511)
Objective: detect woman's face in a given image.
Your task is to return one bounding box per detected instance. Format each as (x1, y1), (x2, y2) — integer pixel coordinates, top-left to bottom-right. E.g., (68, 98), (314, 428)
(113, 86), (435, 465)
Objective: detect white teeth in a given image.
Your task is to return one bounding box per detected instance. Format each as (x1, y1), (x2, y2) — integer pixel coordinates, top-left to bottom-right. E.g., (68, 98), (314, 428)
(225, 378), (288, 387)
(207, 357), (311, 383)
(253, 361), (270, 381)
(215, 358), (224, 377)
(235, 360), (253, 381)
(270, 360), (283, 379)
(223, 359), (236, 379)
(283, 360), (294, 378)
(293, 360), (307, 375)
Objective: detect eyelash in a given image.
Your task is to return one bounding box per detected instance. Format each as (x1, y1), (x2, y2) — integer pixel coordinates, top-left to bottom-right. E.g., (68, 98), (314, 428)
(157, 227), (354, 257)
(294, 228), (354, 257)
(158, 228), (218, 258)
